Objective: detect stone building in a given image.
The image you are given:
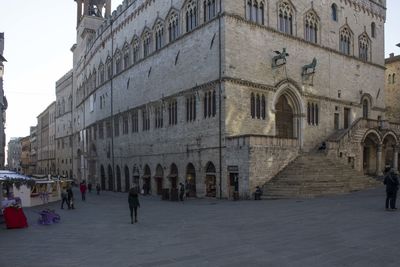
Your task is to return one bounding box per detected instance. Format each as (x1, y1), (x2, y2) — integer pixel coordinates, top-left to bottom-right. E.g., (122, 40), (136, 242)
(63, 0), (396, 198)
(7, 137), (21, 172)
(29, 126), (38, 175)
(37, 102), (56, 175)
(385, 52), (400, 123)
(0, 32), (7, 169)
(55, 71), (74, 178)
(20, 136), (31, 175)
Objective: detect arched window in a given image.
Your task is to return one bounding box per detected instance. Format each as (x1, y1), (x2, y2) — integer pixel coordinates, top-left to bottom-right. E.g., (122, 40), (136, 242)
(256, 94), (261, 119)
(371, 22), (376, 38)
(278, 1), (294, 35)
(98, 63), (105, 84)
(305, 11), (319, 43)
(307, 102), (319, 126)
(250, 93), (255, 118)
(106, 56), (112, 80)
(204, 0), (216, 22)
(340, 26), (352, 55)
(168, 12), (179, 42)
(388, 74), (392, 84)
(186, 0), (198, 32)
(154, 21), (164, 51)
(142, 30), (152, 57)
(362, 99), (369, 119)
(393, 74), (396, 84)
(359, 33), (370, 61)
(186, 94), (197, 122)
(204, 90), (216, 118)
(246, 0), (264, 25)
(114, 49), (122, 74)
(123, 43), (130, 69)
(131, 37), (140, 64)
(331, 4), (338, 22)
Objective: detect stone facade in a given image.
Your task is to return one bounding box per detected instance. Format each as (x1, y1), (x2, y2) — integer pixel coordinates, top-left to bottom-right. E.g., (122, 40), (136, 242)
(36, 102), (56, 175)
(55, 71), (74, 178)
(29, 126), (38, 175)
(20, 136), (31, 175)
(51, 0), (391, 198)
(0, 32), (7, 168)
(385, 53), (400, 123)
(7, 137), (21, 172)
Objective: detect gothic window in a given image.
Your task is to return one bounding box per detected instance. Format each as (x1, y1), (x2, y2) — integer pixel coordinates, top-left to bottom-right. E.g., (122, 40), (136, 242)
(106, 57), (112, 80)
(331, 3), (338, 22)
(307, 102), (319, 126)
(131, 110), (138, 133)
(123, 43), (130, 69)
(131, 37), (140, 64)
(155, 21), (164, 51)
(204, 0), (216, 22)
(186, 0), (198, 32)
(305, 11), (319, 43)
(168, 12), (179, 42)
(122, 115), (129, 135)
(115, 49), (122, 74)
(168, 99), (178, 125)
(371, 22), (376, 38)
(186, 94), (197, 122)
(106, 119), (112, 138)
(339, 26), (352, 55)
(155, 105), (164, 129)
(92, 69), (97, 89)
(250, 93), (255, 118)
(278, 1), (294, 35)
(114, 115), (120, 137)
(359, 33), (370, 61)
(204, 90), (216, 118)
(143, 30), (152, 57)
(246, 0), (264, 25)
(142, 108), (150, 131)
(99, 63), (105, 84)
(362, 99), (369, 119)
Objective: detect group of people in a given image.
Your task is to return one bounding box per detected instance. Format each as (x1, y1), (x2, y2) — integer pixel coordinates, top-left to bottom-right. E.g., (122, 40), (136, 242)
(60, 181), (102, 210)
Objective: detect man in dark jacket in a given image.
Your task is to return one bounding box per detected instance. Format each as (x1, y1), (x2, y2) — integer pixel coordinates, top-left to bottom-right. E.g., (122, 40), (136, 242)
(128, 185), (140, 224)
(383, 168), (399, 211)
(179, 182), (185, 201)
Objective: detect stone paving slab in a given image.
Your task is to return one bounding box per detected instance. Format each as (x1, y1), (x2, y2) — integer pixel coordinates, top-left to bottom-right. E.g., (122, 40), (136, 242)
(1, 186), (400, 267)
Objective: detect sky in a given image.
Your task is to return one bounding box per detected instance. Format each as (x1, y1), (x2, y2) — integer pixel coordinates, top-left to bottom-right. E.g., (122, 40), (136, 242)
(0, 0), (399, 156)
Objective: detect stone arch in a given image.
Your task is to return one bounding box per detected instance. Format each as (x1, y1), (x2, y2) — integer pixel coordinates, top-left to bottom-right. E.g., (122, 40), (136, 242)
(154, 164), (164, 195)
(100, 164), (106, 190)
(169, 163), (179, 189)
(142, 164), (151, 195)
(205, 161), (217, 197)
(272, 82), (305, 144)
(186, 163), (196, 197)
(132, 165), (140, 186)
(362, 130), (382, 176)
(107, 164), (114, 191)
(116, 165), (122, 192)
(124, 165), (130, 192)
(382, 131), (399, 171)
(360, 93), (373, 119)
(361, 129), (382, 144)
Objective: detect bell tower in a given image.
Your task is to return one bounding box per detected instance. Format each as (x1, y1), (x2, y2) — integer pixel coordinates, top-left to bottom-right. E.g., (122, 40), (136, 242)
(75, 0), (111, 27)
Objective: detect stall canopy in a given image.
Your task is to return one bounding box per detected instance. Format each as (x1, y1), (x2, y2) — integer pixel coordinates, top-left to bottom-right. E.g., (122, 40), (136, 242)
(0, 171), (33, 181)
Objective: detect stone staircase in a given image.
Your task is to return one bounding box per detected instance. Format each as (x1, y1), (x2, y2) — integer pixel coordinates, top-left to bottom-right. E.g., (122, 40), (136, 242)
(262, 152), (380, 199)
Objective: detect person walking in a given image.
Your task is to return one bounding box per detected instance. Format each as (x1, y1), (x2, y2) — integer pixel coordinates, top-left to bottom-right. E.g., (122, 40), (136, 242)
(179, 182), (185, 202)
(60, 188), (69, 209)
(128, 185), (140, 224)
(384, 168), (399, 211)
(96, 183), (101, 195)
(67, 186), (75, 209)
(80, 181), (87, 201)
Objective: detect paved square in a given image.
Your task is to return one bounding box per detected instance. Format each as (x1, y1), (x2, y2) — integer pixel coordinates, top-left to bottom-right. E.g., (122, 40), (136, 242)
(1, 186), (399, 267)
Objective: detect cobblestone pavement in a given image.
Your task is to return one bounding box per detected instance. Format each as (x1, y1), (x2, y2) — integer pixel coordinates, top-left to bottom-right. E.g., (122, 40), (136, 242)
(1, 186), (400, 267)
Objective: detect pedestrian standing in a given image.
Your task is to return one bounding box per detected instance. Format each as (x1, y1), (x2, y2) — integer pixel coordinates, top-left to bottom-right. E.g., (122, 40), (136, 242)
(179, 182), (185, 202)
(88, 183), (92, 193)
(67, 186), (75, 209)
(128, 185), (140, 224)
(96, 183), (101, 195)
(61, 188), (69, 209)
(80, 181), (87, 201)
(384, 168), (399, 211)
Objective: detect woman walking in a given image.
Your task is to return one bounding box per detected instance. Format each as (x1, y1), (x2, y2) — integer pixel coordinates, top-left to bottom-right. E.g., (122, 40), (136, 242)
(128, 185), (140, 224)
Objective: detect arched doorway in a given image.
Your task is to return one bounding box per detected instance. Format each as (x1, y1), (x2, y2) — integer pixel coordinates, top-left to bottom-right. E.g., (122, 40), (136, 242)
(186, 163), (196, 197)
(116, 165), (122, 192)
(142, 165), (151, 195)
(382, 133), (398, 171)
(205, 162), (216, 197)
(124, 165), (130, 192)
(132, 166), (140, 186)
(100, 165), (106, 190)
(169, 163), (178, 190)
(275, 95), (294, 138)
(88, 144), (97, 185)
(362, 131), (381, 175)
(107, 164), (114, 191)
(154, 164), (164, 195)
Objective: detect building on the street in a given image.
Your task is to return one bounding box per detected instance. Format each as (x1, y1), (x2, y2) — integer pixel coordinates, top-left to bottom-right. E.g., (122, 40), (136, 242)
(7, 137), (22, 172)
(63, 0), (394, 198)
(55, 70), (74, 178)
(29, 126), (38, 175)
(37, 102), (56, 175)
(385, 52), (400, 123)
(20, 136), (31, 175)
(0, 32), (8, 169)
